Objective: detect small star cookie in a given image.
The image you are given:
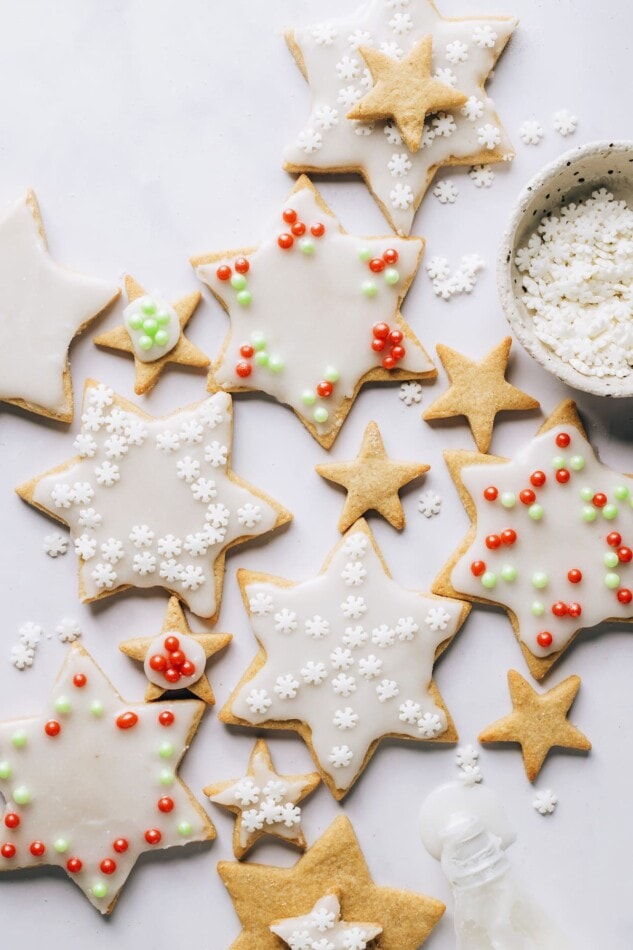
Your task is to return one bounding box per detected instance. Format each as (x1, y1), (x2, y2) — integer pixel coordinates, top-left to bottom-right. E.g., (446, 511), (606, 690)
(204, 738), (320, 860)
(270, 891), (382, 949)
(316, 420), (429, 531)
(119, 596), (232, 703)
(218, 814), (445, 949)
(424, 338), (540, 453)
(479, 670), (591, 781)
(94, 275), (209, 394)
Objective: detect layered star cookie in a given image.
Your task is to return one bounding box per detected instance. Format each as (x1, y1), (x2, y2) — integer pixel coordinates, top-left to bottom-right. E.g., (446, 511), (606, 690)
(433, 401), (633, 679)
(0, 191), (119, 421)
(17, 382), (291, 620)
(284, 0), (517, 234)
(220, 521), (469, 799)
(0, 644), (214, 913)
(192, 176), (435, 449)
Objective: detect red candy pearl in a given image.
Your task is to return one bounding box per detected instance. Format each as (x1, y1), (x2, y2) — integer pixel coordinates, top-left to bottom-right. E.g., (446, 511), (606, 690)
(234, 257), (249, 274)
(607, 532), (622, 547)
(371, 338), (386, 352)
(145, 829), (162, 845)
(390, 345), (406, 361)
(181, 660), (196, 677)
(537, 631), (553, 648)
(30, 842), (45, 857)
(291, 221), (306, 237)
(389, 329), (403, 345)
(282, 208), (297, 225)
(316, 381), (333, 398)
(617, 588), (632, 604)
(158, 797), (174, 813)
(568, 569), (582, 584)
(568, 603), (582, 618)
(519, 489), (536, 505)
(278, 233), (294, 250)
(382, 355), (396, 370)
(530, 470), (546, 487)
(555, 469), (570, 484)
(4, 814), (20, 829)
(164, 636), (180, 653)
(240, 344), (254, 359)
(618, 547), (632, 562)
(149, 654), (167, 673)
(216, 264), (232, 281)
(67, 858), (82, 873)
(383, 248), (399, 264)
(1, 844), (16, 859)
(552, 602), (568, 617)
(116, 711), (139, 730)
(169, 651), (186, 668)
(592, 493), (607, 508)
(555, 432), (571, 448)
(373, 322), (390, 339)
(310, 222), (325, 237)
(483, 486), (498, 502)
(44, 720), (61, 738)
(471, 560), (486, 576)
(158, 711), (175, 727)
(73, 673), (87, 688)
(500, 529), (517, 545)
(113, 838), (129, 853)
(369, 258), (385, 273)
(164, 668), (181, 684)
(235, 361), (252, 378)
(485, 534), (501, 550)
(100, 859), (117, 875)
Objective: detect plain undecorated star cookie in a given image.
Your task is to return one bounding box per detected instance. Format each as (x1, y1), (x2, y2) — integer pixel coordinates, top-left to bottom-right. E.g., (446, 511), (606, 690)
(17, 381), (291, 620)
(424, 338), (540, 453)
(220, 520), (469, 800)
(316, 420), (429, 531)
(192, 176), (435, 449)
(433, 400), (633, 679)
(204, 738), (320, 860)
(119, 596), (232, 703)
(218, 814), (445, 949)
(284, 0), (517, 234)
(0, 191), (119, 422)
(0, 644), (214, 913)
(479, 669), (591, 781)
(94, 275), (209, 395)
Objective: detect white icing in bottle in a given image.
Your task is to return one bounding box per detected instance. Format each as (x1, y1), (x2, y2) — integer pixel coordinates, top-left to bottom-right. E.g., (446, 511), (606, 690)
(419, 782), (569, 949)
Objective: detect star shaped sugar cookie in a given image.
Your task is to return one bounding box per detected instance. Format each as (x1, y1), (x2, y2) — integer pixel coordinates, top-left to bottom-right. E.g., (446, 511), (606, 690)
(0, 644), (214, 914)
(433, 400), (633, 680)
(220, 520), (469, 799)
(204, 738), (320, 860)
(284, 0), (517, 234)
(119, 596), (232, 703)
(423, 338), (540, 453)
(218, 814), (445, 949)
(192, 175), (435, 449)
(270, 892), (382, 949)
(94, 275), (209, 395)
(479, 670), (591, 781)
(316, 420), (429, 531)
(0, 191), (119, 422)
(17, 381), (291, 620)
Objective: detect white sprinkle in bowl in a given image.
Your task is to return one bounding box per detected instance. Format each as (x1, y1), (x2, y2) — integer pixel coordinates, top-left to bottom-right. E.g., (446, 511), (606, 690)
(498, 140), (633, 397)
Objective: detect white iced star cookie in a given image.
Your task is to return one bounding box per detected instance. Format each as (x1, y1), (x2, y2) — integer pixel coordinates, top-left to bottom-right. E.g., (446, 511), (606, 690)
(284, 0), (517, 234)
(204, 738), (320, 860)
(433, 400), (633, 680)
(17, 381), (291, 620)
(0, 192), (119, 421)
(0, 644), (214, 913)
(270, 891), (382, 950)
(220, 520), (469, 799)
(192, 176), (435, 449)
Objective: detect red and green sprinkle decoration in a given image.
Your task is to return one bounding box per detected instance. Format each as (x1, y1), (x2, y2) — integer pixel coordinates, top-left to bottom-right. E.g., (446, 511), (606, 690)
(216, 255), (252, 306)
(278, 207), (326, 254)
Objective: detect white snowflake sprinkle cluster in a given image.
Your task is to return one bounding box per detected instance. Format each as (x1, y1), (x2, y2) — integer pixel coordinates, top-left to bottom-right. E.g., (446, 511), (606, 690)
(455, 744), (483, 786)
(43, 532), (68, 557)
(432, 179), (459, 204)
(518, 120), (544, 145)
(270, 893), (382, 950)
(533, 788), (558, 815)
(515, 189), (633, 378)
(9, 622), (44, 670)
(231, 779), (300, 835)
(418, 490), (441, 518)
(398, 381), (423, 406)
(425, 254), (485, 300)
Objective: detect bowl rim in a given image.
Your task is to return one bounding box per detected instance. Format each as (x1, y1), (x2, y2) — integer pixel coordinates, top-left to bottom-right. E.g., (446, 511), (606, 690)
(497, 139), (633, 399)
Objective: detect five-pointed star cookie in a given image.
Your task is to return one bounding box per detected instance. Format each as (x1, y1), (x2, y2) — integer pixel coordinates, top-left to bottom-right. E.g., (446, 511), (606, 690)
(191, 176), (435, 449)
(204, 738), (320, 860)
(0, 644), (214, 913)
(0, 191), (119, 422)
(17, 381), (291, 620)
(347, 36), (468, 152)
(220, 520), (469, 799)
(479, 669), (591, 781)
(218, 814), (445, 949)
(433, 400), (633, 680)
(284, 0), (517, 234)
(424, 338), (540, 453)
(119, 596), (232, 703)
(94, 275), (209, 395)
(316, 420), (429, 531)
(270, 891), (382, 949)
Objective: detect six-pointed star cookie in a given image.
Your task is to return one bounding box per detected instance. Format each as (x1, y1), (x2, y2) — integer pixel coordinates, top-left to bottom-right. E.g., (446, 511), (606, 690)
(423, 338), (540, 453)
(0, 644), (214, 913)
(94, 275), (209, 395)
(219, 815), (444, 949)
(204, 738), (320, 860)
(191, 176), (435, 449)
(270, 891), (382, 949)
(479, 669), (591, 781)
(0, 191), (119, 422)
(433, 400), (633, 680)
(220, 520), (469, 799)
(119, 596), (232, 703)
(284, 0), (517, 234)
(17, 381), (291, 620)
(316, 420), (429, 531)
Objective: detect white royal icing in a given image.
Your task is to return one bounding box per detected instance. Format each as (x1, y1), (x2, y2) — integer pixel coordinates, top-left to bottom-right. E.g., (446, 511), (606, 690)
(0, 646), (209, 912)
(230, 529), (463, 791)
(31, 384), (280, 618)
(0, 193), (118, 416)
(450, 424), (633, 658)
(285, 0), (516, 234)
(123, 293), (180, 362)
(270, 893), (382, 950)
(196, 186), (432, 440)
(143, 631), (206, 690)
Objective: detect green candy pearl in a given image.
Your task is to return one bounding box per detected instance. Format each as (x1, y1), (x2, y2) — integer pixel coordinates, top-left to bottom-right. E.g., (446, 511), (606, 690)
(500, 565), (517, 582)
(139, 335), (153, 351)
(531, 601), (545, 617)
(54, 696), (71, 715)
(91, 881), (109, 900)
(528, 503), (544, 521)
(13, 786), (31, 805)
(552, 456), (566, 470)
(604, 551), (619, 569)
(156, 310), (171, 326)
(142, 317), (158, 337)
(268, 355), (284, 373)
(358, 247), (372, 262)
(128, 313), (143, 330)
(299, 238), (315, 255)
(11, 730), (27, 748)
(324, 367), (339, 383)
(602, 503), (618, 520)
(254, 351), (269, 368)
(0, 761), (12, 779)
(579, 487), (594, 502)
(362, 280), (377, 298)
(90, 700), (104, 718)
(54, 837), (69, 853)
(154, 329), (169, 347)
(615, 484), (630, 500)
(301, 390), (316, 406)
(384, 267), (399, 285)
(481, 571), (497, 589)
(581, 505), (597, 522)
(160, 768), (175, 786)
(570, 455), (585, 471)
(230, 274), (247, 291)
(251, 332), (266, 351)
(605, 572), (620, 589)
(141, 300), (157, 316)
(313, 407), (329, 424)
(500, 492), (516, 508)
(236, 289), (252, 306)
(532, 571), (548, 589)
(158, 741), (174, 759)
(177, 820), (193, 837)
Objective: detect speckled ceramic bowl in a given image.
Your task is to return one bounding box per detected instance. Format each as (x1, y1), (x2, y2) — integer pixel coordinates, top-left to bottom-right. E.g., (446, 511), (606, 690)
(498, 140), (633, 397)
